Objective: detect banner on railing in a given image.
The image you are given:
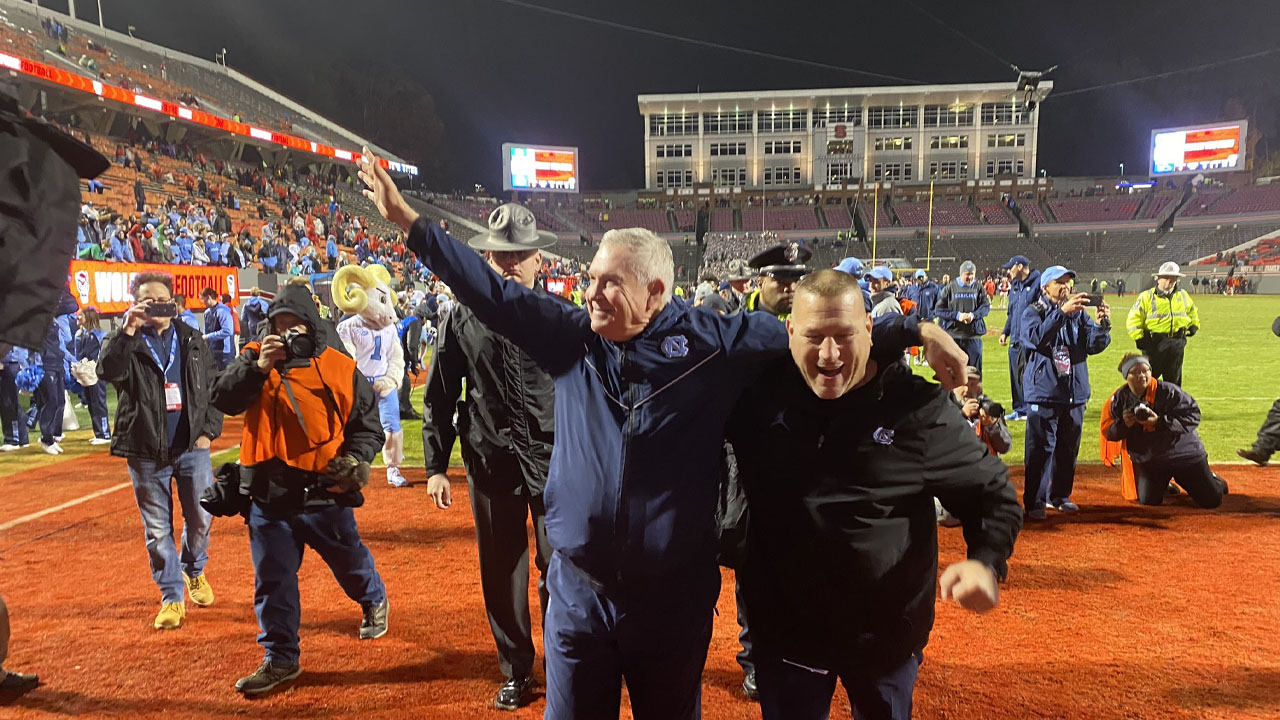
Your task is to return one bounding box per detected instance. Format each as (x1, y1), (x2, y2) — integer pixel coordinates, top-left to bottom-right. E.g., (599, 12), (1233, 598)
(69, 261), (239, 314)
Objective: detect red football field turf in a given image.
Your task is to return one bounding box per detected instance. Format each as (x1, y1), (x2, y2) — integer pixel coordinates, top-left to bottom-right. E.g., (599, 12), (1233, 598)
(1, 434), (1278, 719)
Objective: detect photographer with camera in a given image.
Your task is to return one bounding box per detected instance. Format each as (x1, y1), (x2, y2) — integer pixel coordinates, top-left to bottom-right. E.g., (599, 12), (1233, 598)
(1101, 353), (1226, 508)
(1126, 262), (1199, 388)
(209, 283), (390, 697)
(97, 272), (222, 630)
(952, 367), (1012, 456)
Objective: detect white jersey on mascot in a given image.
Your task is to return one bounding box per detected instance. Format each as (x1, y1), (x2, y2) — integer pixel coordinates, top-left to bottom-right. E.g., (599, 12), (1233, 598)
(333, 264), (409, 487)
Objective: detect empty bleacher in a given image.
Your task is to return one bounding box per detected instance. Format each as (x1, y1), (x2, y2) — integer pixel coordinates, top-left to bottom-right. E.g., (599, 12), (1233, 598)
(1047, 196), (1140, 223)
(893, 201), (979, 227)
(741, 207), (819, 232)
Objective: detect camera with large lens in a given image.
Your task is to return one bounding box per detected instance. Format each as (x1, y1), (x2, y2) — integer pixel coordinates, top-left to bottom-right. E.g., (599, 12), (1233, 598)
(977, 395), (1005, 419)
(1133, 402), (1156, 422)
(281, 328), (317, 360)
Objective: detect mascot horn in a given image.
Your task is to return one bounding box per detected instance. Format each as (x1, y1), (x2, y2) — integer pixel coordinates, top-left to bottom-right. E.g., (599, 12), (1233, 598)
(334, 264), (409, 487)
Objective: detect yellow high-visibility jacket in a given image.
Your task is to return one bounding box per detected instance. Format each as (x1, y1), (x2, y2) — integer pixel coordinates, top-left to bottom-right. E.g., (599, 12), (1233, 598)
(1126, 287), (1199, 341)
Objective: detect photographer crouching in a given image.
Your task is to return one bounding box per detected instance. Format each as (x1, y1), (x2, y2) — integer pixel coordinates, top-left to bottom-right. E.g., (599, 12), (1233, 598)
(940, 366), (1012, 526)
(1101, 353), (1227, 508)
(208, 283), (390, 696)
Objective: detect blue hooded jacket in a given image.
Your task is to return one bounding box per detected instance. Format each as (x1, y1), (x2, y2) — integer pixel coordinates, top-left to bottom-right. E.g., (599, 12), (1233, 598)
(1020, 298), (1111, 405)
(202, 301), (235, 356)
(405, 219), (920, 590)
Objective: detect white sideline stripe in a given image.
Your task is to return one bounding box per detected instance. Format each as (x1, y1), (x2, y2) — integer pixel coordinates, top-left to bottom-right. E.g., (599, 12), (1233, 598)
(0, 482), (131, 532)
(1193, 397), (1274, 401)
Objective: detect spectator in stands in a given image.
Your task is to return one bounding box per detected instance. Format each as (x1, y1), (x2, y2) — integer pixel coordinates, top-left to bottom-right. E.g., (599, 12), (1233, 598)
(73, 307), (111, 445)
(97, 272), (221, 630)
(200, 288), (236, 371)
(259, 239), (279, 273)
(1021, 266), (1111, 520)
(1102, 353), (1227, 508)
(191, 238), (209, 266)
(934, 261), (990, 372)
(1237, 316), (1280, 466)
(1126, 263), (1199, 389)
(326, 234), (339, 271)
(999, 255), (1040, 421)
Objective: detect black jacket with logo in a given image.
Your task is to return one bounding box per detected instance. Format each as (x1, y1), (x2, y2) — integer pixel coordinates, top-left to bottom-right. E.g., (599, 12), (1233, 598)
(98, 319), (222, 461)
(421, 288), (568, 496)
(728, 359), (1021, 672)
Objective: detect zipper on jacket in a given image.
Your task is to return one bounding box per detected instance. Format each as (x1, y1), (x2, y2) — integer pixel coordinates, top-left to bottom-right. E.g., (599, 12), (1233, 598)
(613, 345), (634, 584)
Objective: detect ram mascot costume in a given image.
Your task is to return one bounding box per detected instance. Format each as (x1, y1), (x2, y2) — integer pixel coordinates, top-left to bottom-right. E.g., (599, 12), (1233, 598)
(334, 264), (408, 487)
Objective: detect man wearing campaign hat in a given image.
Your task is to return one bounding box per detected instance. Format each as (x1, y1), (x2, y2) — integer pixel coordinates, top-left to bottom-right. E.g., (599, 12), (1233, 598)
(934, 260), (991, 372)
(420, 203), (563, 710)
(723, 259), (753, 315)
(744, 242), (813, 319)
(1126, 262), (1200, 388)
(998, 255), (1041, 420)
(1020, 266), (1112, 520)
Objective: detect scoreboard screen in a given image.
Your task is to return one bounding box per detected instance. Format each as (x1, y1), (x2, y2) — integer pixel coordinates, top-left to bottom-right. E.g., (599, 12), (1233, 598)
(502, 143), (579, 192)
(1150, 121), (1247, 176)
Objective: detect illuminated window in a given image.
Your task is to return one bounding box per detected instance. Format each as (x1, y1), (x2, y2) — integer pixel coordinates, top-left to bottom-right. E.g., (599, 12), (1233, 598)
(649, 113), (698, 136)
(873, 137), (912, 151)
(867, 106), (918, 129)
(813, 107), (863, 128)
(980, 102), (1033, 126)
(930, 135), (968, 149)
(703, 111), (753, 134)
(757, 109), (808, 133)
(924, 104), (974, 128)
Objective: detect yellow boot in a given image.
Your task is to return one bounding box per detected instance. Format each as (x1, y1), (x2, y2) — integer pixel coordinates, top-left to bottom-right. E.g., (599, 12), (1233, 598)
(154, 601), (186, 630)
(183, 572), (214, 607)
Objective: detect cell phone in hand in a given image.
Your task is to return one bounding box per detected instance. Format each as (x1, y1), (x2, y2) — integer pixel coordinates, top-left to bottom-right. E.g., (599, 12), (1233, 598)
(1081, 294), (1104, 307)
(145, 302), (177, 318)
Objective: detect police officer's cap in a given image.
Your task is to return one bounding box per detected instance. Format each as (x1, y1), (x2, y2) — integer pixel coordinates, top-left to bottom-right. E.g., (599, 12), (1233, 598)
(750, 242), (812, 279)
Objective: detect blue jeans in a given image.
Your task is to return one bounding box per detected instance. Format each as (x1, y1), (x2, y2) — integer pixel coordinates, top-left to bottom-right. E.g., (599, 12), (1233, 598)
(126, 447), (214, 603)
(543, 552), (718, 720)
(37, 370), (65, 445)
(248, 502), (386, 666)
(1023, 403), (1085, 511)
(756, 651), (923, 720)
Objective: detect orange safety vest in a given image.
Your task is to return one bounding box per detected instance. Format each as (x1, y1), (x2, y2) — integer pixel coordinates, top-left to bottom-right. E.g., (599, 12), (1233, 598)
(1099, 377), (1158, 501)
(240, 342), (357, 473)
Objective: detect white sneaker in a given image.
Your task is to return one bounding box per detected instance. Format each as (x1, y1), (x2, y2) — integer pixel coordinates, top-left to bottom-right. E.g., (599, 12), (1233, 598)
(0, 443), (18, 452)
(386, 467), (408, 488)
(89, 437), (112, 446)
(54, 435), (65, 442)
(41, 442), (63, 455)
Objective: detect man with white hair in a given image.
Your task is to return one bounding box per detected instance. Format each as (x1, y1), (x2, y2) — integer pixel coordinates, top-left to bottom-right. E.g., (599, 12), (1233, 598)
(1126, 262), (1200, 388)
(358, 151), (968, 720)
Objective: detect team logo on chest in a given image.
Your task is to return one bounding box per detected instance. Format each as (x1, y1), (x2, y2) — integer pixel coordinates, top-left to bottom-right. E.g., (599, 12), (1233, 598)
(872, 427), (895, 445)
(661, 335), (689, 359)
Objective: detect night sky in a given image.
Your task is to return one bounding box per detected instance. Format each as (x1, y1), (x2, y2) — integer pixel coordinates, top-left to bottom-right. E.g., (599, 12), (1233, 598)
(32, 0), (1280, 191)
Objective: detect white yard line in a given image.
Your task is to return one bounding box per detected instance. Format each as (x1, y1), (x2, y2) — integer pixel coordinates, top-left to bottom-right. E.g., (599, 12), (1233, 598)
(0, 482), (132, 532)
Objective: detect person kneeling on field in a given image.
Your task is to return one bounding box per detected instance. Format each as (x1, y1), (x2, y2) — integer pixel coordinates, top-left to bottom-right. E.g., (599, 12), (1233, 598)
(1101, 353), (1227, 508)
(728, 270), (1023, 720)
(209, 283), (390, 697)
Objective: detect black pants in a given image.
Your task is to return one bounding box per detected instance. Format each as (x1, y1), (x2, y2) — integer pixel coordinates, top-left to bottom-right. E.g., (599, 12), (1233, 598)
(1143, 336), (1187, 387)
(735, 579), (754, 675)
(36, 370), (64, 445)
(1134, 456), (1225, 508)
(1251, 398), (1280, 457)
(955, 337), (982, 374)
(469, 481), (551, 681)
(398, 368), (417, 416)
(0, 361), (29, 446)
(756, 651), (922, 720)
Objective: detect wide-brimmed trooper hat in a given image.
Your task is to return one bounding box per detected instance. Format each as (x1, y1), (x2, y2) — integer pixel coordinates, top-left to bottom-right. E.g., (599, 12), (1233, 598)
(467, 203), (558, 252)
(725, 258), (753, 281)
(1154, 261), (1184, 278)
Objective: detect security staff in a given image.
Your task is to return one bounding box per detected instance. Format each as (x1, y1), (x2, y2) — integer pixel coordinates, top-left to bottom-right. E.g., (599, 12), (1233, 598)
(730, 270), (1021, 720)
(1126, 262), (1200, 388)
(421, 204), (560, 711)
(935, 260), (991, 372)
(1021, 266), (1112, 520)
(723, 258), (753, 315)
(998, 255), (1041, 420)
(210, 283), (389, 697)
(743, 243), (813, 319)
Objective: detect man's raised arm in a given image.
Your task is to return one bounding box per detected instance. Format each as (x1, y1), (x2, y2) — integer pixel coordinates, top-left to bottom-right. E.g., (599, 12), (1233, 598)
(359, 150), (588, 375)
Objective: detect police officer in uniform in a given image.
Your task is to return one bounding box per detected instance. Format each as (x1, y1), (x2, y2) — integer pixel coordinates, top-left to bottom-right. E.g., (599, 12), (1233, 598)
(727, 241), (812, 700)
(421, 204), (562, 711)
(722, 259), (753, 315)
(1126, 262), (1200, 388)
(743, 243), (813, 319)
(934, 260), (991, 372)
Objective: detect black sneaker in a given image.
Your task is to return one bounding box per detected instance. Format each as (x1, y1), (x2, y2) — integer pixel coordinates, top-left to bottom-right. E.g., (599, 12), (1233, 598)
(494, 674), (534, 711)
(234, 661), (301, 696)
(359, 599), (389, 640)
(0, 669), (40, 699)
(742, 670), (760, 701)
(1215, 474), (1230, 496)
(1237, 447), (1270, 467)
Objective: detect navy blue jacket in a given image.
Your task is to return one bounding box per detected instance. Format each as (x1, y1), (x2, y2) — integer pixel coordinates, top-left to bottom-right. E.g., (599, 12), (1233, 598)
(1103, 381), (1205, 465)
(904, 281), (941, 321)
(1020, 299), (1111, 405)
(934, 281), (989, 338)
(1001, 270), (1042, 346)
(405, 218), (920, 590)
